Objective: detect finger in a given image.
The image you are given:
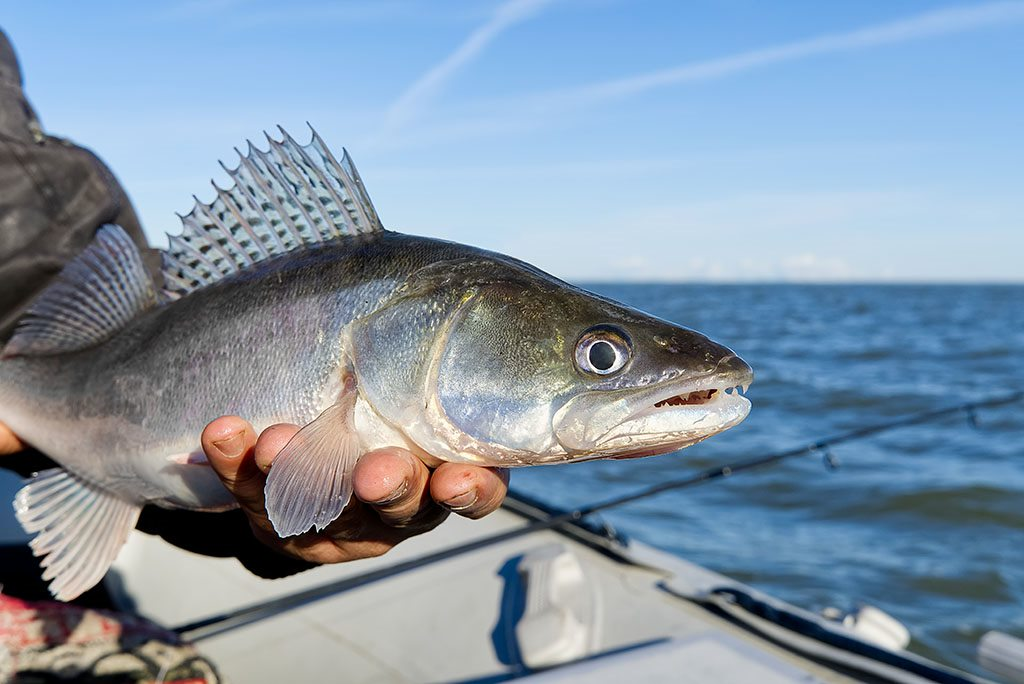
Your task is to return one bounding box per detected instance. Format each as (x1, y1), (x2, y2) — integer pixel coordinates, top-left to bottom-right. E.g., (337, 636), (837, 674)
(201, 416), (263, 512)
(253, 423), (300, 473)
(0, 422), (25, 456)
(431, 464), (510, 520)
(353, 448), (447, 529)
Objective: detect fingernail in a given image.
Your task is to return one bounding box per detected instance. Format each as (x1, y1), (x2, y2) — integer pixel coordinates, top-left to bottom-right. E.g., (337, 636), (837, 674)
(374, 478), (409, 505)
(442, 489), (477, 511)
(212, 432), (245, 459)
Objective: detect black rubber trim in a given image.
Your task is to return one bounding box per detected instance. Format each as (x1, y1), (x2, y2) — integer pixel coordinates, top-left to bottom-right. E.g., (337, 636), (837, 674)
(706, 587), (980, 684)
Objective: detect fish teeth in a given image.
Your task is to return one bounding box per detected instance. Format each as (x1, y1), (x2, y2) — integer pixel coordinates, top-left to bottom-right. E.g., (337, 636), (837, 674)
(742, 383), (750, 394)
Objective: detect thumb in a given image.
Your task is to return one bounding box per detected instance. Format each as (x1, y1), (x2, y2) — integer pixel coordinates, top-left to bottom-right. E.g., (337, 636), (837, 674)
(201, 416), (265, 513)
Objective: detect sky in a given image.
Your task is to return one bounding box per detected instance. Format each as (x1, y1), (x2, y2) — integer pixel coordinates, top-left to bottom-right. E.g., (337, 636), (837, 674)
(3, 0), (1022, 282)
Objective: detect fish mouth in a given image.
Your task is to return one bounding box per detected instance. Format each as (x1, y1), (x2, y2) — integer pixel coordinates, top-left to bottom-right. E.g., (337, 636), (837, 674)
(551, 358), (753, 461)
(654, 387), (730, 408)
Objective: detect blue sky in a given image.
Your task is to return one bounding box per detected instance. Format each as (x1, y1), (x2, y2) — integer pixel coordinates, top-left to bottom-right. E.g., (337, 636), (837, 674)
(4, 1), (1022, 282)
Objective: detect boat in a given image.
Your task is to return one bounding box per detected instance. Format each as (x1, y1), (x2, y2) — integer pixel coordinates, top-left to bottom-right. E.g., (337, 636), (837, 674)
(99, 487), (1019, 683)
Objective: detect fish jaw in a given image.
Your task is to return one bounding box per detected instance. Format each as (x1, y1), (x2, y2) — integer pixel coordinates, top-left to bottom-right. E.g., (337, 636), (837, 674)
(551, 357), (753, 460)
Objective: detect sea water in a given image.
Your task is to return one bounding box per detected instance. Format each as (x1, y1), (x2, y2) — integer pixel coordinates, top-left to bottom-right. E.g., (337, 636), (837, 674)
(514, 283), (1024, 675)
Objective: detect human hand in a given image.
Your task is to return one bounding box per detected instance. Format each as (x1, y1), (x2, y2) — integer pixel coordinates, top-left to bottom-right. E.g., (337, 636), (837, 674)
(0, 420), (25, 455)
(200, 417), (510, 564)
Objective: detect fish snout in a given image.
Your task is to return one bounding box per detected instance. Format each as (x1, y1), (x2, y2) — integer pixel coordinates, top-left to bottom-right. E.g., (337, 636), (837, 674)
(654, 328), (751, 381)
(715, 353), (754, 385)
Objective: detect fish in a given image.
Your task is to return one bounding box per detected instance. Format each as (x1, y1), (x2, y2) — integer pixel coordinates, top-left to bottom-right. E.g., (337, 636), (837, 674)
(0, 128), (753, 600)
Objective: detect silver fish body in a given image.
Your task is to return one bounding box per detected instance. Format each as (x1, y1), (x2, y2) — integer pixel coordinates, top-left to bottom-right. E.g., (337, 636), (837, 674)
(0, 130), (753, 600)
(0, 235), (486, 505)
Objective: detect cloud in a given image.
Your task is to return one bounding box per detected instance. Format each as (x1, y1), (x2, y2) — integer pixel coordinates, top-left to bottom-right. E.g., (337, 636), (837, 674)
(450, 189), (927, 283)
(377, 0), (557, 138)
(778, 253), (856, 282)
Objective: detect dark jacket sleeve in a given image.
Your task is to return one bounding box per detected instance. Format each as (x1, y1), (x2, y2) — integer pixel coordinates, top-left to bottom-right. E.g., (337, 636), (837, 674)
(0, 29), (313, 580)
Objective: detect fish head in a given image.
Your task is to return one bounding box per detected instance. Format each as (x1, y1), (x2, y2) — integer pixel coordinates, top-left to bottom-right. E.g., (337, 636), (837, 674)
(413, 260), (754, 465)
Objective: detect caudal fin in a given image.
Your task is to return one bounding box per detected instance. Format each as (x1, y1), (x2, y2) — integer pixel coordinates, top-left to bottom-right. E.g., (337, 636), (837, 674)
(14, 469), (141, 601)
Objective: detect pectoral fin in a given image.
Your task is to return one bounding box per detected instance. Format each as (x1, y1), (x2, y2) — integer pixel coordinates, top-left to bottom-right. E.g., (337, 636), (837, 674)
(264, 392), (362, 537)
(2, 225), (157, 358)
(14, 469), (141, 601)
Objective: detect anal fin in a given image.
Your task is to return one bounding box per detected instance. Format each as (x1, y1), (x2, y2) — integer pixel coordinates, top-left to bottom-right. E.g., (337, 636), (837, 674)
(264, 389), (362, 537)
(14, 469), (141, 601)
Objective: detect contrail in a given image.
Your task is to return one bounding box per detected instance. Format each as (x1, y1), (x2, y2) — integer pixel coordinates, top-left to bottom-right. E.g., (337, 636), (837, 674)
(531, 1), (1024, 109)
(379, 0), (556, 136)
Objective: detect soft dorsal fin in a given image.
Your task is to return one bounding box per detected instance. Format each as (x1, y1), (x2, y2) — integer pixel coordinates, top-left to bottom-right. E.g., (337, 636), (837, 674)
(161, 126), (384, 298)
(3, 224), (157, 357)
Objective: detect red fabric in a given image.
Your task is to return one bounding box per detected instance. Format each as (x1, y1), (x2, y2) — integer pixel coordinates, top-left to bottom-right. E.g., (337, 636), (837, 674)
(0, 594), (220, 683)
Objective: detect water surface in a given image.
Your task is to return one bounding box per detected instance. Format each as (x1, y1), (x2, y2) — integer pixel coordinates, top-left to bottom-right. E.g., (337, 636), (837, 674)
(514, 284), (1024, 675)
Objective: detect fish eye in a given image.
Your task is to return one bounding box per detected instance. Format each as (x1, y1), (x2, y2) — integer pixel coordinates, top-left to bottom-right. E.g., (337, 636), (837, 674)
(575, 325), (631, 376)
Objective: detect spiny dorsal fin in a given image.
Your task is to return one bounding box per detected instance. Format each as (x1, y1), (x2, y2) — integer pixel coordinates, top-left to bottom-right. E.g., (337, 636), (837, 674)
(3, 225), (157, 357)
(161, 126), (384, 298)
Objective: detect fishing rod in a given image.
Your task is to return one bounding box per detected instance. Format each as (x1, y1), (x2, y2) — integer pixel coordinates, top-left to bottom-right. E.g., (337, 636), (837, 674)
(174, 390), (1022, 642)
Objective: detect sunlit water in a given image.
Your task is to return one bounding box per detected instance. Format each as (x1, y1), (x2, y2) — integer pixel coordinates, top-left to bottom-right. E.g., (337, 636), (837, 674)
(513, 284), (1024, 676)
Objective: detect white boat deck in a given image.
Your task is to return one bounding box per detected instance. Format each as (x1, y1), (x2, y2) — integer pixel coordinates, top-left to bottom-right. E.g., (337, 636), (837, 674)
(107, 494), (993, 684)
